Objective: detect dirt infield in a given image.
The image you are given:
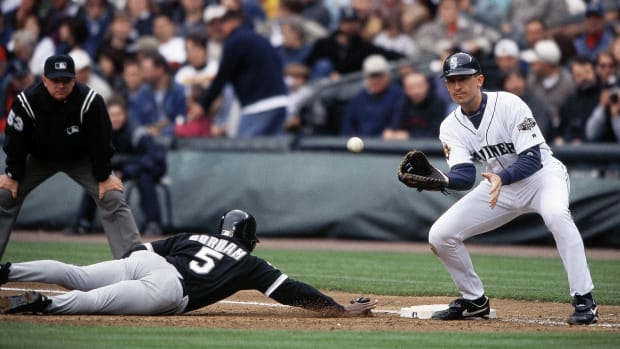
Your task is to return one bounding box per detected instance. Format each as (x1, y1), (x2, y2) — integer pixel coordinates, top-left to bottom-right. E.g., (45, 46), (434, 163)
(1, 231), (619, 333)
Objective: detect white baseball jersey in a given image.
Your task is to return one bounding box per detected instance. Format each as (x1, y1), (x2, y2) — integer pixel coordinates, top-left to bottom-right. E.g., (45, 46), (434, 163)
(428, 91), (594, 301)
(439, 91), (552, 173)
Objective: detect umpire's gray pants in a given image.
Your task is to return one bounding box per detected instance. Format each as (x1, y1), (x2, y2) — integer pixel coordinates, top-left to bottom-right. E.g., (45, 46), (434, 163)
(0, 156), (141, 259)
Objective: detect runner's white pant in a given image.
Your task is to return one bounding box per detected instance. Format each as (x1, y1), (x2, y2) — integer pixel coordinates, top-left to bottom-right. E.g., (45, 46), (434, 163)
(428, 158), (594, 300)
(8, 251), (188, 314)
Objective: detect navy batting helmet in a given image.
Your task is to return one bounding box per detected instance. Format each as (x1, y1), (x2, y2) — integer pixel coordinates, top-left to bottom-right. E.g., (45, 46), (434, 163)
(219, 210), (259, 251)
(441, 52), (481, 78)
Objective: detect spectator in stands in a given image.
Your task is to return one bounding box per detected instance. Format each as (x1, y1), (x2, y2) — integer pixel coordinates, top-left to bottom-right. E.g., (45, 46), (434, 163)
(6, 30), (38, 74)
(135, 52), (187, 141)
(43, 0), (81, 43)
(175, 86), (216, 138)
(501, 0), (568, 47)
(2, 0), (39, 43)
(349, 0), (384, 42)
(152, 13), (187, 70)
(0, 60), (37, 133)
(502, 68), (553, 140)
(372, 10), (417, 58)
(97, 48), (125, 91)
(20, 15), (56, 77)
(384, 70), (447, 140)
(175, 33), (219, 98)
(523, 18), (548, 49)
(522, 39), (575, 142)
(558, 56), (602, 145)
(198, 8), (288, 138)
(304, 7), (403, 80)
(221, 0), (266, 29)
(177, 0), (207, 36)
(126, 0), (155, 37)
(99, 11), (135, 60)
(119, 58), (144, 118)
(594, 51), (618, 87)
(78, 0), (115, 59)
(69, 48), (113, 101)
(414, 0), (500, 60)
(67, 96), (166, 236)
(484, 38), (524, 92)
(283, 63), (316, 135)
(274, 17), (313, 67)
(573, 2), (615, 62)
(55, 17), (89, 55)
(586, 83), (620, 143)
(203, 4), (225, 63)
(340, 54), (404, 137)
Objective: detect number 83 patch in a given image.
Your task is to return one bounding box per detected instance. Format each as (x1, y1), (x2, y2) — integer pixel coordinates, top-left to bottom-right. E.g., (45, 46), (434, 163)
(7, 109), (24, 132)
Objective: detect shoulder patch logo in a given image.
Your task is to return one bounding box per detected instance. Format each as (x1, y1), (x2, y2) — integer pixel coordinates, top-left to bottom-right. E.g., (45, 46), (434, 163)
(443, 143), (451, 160)
(517, 117), (537, 131)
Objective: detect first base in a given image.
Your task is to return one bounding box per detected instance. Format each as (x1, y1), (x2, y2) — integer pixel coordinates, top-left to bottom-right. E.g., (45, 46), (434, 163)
(400, 304), (497, 320)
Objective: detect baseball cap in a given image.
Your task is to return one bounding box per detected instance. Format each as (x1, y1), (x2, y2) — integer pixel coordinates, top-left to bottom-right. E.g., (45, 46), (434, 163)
(68, 48), (92, 71)
(363, 54), (390, 76)
(44, 54), (75, 79)
(203, 4), (226, 23)
(520, 39), (561, 65)
(494, 38), (519, 58)
(585, 2), (604, 17)
(339, 7), (361, 22)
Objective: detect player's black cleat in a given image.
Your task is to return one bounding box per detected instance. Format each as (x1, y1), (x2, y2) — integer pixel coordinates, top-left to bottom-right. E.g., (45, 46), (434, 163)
(0, 262), (10, 285)
(431, 295), (490, 320)
(568, 293), (598, 325)
(1, 291), (51, 314)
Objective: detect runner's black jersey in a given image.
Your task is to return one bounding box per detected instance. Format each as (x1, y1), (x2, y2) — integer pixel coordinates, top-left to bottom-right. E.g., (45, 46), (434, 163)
(147, 233), (286, 312)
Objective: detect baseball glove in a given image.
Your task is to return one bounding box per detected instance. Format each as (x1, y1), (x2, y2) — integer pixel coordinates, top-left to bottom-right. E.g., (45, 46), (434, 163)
(397, 150), (449, 194)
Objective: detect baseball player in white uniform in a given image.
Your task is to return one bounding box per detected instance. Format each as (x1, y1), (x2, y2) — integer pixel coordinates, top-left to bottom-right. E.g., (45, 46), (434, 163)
(426, 52), (597, 324)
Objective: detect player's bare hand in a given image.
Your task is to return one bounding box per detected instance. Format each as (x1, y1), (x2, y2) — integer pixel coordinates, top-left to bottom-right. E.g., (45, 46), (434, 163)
(344, 297), (378, 316)
(0, 174), (19, 199)
(98, 175), (124, 200)
(481, 172), (502, 209)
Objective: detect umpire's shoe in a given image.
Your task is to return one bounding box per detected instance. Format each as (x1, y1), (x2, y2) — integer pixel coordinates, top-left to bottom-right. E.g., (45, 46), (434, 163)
(568, 293), (598, 325)
(1, 291), (51, 314)
(0, 262), (10, 285)
(431, 295), (490, 320)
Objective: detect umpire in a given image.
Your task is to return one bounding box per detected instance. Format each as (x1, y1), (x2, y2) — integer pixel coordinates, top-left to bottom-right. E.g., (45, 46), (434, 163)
(0, 54), (141, 259)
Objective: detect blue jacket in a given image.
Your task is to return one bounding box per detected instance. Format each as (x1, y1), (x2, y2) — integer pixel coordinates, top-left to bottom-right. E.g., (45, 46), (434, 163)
(201, 25), (287, 108)
(341, 83), (405, 136)
(129, 82), (187, 136)
(111, 120), (166, 179)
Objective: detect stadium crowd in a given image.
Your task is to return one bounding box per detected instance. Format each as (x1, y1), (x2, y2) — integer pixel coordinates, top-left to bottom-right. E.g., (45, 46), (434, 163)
(1, 1), (619, 151)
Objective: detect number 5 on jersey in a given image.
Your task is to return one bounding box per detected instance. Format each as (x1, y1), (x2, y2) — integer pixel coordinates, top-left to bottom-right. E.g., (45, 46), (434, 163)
(190, 247), (224, 274)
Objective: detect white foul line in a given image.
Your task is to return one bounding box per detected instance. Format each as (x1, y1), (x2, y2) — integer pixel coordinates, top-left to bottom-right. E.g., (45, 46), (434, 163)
(2, 286), (618, 328)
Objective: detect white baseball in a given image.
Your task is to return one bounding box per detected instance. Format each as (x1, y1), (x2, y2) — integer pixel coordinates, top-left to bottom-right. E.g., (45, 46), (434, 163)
(346, 136), (364, 153)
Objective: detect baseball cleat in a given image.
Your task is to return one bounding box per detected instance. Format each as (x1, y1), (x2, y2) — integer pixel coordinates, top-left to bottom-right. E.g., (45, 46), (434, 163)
(0, 262), (10, 285)
(1, 291), (51, 314)
(568, 293), (598, 325)
(431, 295), (490, 320)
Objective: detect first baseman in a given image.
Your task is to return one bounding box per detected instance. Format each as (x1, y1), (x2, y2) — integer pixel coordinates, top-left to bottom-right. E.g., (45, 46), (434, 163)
(0, 54), (141, 259)
(424, 52), (597, 324)
(0, 210), (377, 316)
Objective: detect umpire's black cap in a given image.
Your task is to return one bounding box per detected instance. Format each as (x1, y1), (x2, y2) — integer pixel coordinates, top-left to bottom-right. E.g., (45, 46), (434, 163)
(44, 54), (76, 79)
(441, 52), (481, 78)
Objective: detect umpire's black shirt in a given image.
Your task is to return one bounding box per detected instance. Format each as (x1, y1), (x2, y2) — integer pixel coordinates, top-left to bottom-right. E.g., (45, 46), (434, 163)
(3, 81), (114, 181)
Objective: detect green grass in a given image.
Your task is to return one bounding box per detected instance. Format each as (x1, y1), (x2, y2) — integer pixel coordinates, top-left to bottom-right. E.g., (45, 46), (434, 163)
(3, 240), (620, 304)
(0, 323), (618, 349)
(1, 240), (619, 349)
